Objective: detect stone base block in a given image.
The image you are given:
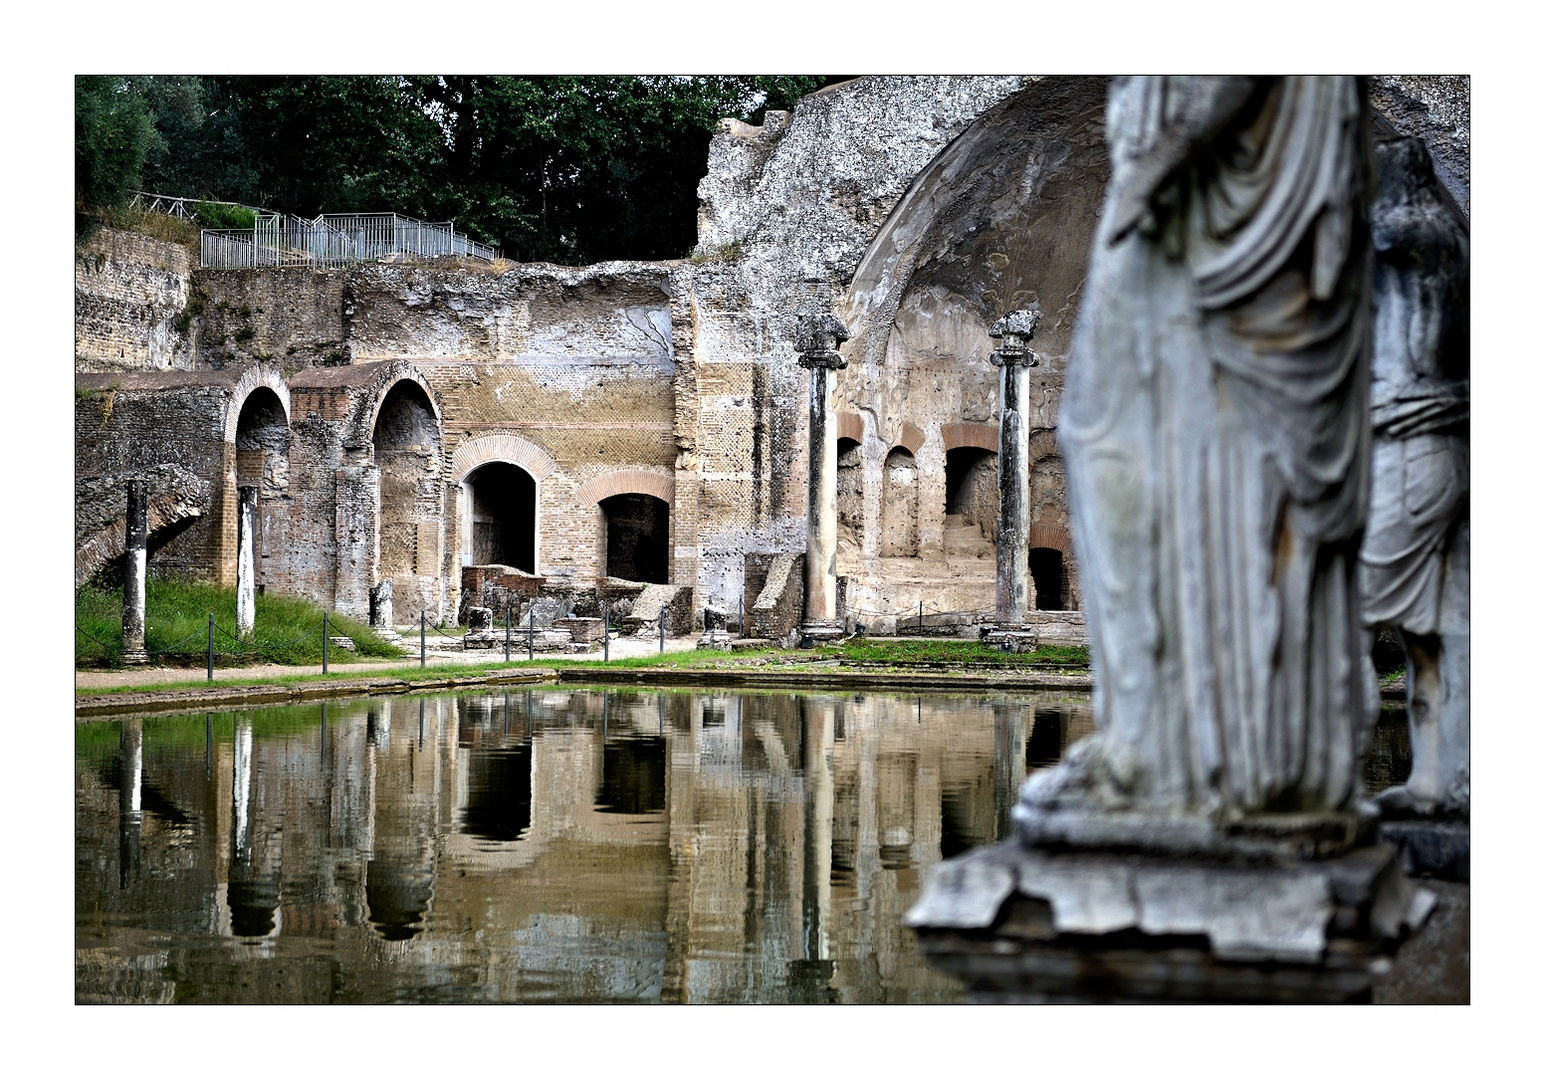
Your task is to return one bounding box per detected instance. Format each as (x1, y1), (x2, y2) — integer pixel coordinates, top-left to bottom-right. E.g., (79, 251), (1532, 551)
(982, 626), (1040, 653)
(328, 635), (357, 652)
(731, 638), (770, 651)
(799, 621), (845, 646)
(553, 617), (604, 644)
(906, 839), (1436, 1003)
(122, 649), (149, 666)
(697, 629), (735, 650)
(1379, 819), (1469, 881)
(465, 629), (572, 652)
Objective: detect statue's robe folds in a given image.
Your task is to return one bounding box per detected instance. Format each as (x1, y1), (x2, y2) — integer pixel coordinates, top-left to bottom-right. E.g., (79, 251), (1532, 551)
(1042, 76), (1372, 817)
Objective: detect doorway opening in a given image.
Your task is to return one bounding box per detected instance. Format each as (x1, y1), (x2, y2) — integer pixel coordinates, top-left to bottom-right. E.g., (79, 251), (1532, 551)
(600, 493), (669, 583)
(466, 462), (536, 572)
(1029, 547), (1066, 610)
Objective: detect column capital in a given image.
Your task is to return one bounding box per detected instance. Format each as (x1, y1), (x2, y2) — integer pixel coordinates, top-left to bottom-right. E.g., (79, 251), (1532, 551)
(795, 311), (851, 371)
(989, 308), (1042, 368)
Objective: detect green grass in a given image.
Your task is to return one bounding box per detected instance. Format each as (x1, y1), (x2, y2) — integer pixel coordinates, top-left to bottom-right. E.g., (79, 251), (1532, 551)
(76, 579), (399, 668)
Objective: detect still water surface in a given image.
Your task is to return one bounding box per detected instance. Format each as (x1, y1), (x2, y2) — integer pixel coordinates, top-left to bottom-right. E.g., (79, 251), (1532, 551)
(76, 688), (1410, 1004)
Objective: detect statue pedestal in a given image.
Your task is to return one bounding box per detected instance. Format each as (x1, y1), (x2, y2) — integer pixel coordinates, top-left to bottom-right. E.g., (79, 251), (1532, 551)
(906, 839), (1436, 1003)
(1379, 817), (1469, 882)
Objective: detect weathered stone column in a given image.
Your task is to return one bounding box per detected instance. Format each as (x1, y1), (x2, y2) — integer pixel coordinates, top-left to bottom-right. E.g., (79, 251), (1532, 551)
(989, 310), (1041, 632)
(121, 479), (149, 665)
(235, 485), (258, 638)
(795, 312), (850, 640)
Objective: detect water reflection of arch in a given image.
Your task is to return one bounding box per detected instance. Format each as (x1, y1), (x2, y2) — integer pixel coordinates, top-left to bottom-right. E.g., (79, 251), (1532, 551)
(362, 697), (443, 943)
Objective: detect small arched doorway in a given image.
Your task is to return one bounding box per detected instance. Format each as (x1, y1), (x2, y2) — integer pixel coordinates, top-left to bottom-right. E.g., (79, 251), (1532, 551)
(1029, 547), (1066, 610)
(600, 493), (669, 583)
(465, 462), (536, 572)
(933, 448), (994, 543)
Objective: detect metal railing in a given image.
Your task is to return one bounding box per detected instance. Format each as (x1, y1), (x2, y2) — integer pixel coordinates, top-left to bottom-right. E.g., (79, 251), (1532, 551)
(200, 211), (499, 270)
(131, 190), (269, 221)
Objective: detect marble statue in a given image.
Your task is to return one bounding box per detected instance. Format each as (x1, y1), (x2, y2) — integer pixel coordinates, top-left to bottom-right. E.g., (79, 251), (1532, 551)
(1361, 136), (1469, 817)
(1015, 77), (1375, 853)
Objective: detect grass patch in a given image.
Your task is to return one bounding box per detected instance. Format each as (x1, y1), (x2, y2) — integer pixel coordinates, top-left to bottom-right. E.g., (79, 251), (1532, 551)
(85, 205), (202, 250)
(76, 579), (398, 668)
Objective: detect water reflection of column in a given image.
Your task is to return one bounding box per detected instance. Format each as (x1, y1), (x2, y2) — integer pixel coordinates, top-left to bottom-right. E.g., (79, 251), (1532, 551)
(227, 717), (280, 937)
(118, 718), (142, 889)
(992, 702), (1028, 841)
(802, 699), (835, 963)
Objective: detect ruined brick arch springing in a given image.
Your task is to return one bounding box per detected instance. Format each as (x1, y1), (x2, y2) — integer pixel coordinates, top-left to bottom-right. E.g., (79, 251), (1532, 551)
(221, 366), (291, 445)
(573, 469), (675, 507)
(836, 411), (866, 444)
(451, 434), (558, 485)
(891, 421), (926, 457)
(941, 421), (999, 453)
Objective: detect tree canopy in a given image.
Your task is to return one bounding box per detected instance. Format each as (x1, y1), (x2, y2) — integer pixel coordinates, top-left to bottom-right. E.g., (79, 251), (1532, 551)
(76, 75), (848, 262)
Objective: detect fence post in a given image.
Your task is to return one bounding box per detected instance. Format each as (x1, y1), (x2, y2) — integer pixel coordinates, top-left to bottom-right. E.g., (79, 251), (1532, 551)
(505, 608), (511, 663)
(919, 601), (924, 634)
(660, 614), (665, 654)
(207, 612), (214, 682)
(604, 601), (610, 662)
(528, 605), (534, 661)
(420, 610), (426, 668)
(322, 611), (329, 674)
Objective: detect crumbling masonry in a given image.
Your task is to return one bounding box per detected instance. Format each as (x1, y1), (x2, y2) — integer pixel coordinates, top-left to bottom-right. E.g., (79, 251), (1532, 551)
(75, 76), (1469, 638)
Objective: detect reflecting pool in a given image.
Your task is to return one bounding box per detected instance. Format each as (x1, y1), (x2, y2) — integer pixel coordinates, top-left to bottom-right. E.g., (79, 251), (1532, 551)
(75, 689), (1411, 1004)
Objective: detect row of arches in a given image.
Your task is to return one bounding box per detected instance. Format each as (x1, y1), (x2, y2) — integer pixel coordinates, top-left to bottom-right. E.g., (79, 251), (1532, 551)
(833, 435), (1071, 610)
(462, 462), (670, 585)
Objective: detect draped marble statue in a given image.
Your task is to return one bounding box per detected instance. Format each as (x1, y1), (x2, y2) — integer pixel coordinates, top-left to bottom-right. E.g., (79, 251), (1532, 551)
(1361, 136), (1469, 818)
(1015, 77), (1374, 853)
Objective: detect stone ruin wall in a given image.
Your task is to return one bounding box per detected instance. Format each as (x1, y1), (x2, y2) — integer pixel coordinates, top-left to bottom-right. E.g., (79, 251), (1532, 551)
(75, 227), (197, 372)
(75, 75), (1469, 630)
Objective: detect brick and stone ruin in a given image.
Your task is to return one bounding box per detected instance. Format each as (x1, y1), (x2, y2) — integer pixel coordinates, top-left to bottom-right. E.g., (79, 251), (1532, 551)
(75, 76), (1468, 661)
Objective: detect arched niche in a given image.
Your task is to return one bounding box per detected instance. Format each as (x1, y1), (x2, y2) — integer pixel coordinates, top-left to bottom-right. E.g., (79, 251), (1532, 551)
(880, 447), (920, 558)
(836, 436), (864, 554)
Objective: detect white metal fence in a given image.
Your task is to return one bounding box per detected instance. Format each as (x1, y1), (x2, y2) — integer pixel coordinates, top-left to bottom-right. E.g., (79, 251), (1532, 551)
(199, 211), (499, 269)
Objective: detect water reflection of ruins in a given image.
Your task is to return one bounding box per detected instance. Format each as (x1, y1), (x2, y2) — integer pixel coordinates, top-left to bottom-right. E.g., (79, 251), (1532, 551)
(75, 690), (1095, 1003)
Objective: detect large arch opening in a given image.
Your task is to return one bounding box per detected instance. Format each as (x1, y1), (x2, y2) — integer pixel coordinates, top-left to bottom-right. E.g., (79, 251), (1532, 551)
(373, 380), (443, 616)
(880, 447), (919, 557)
(233, 387), (289, 585)
(835, 437), (864, 555)
(600, 493), (670, 583)
(465, 462), (536, 572)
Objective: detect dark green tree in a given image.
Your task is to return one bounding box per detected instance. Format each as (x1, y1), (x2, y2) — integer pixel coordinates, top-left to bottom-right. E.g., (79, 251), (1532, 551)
(121, 75), (850, 262)
(75, 76), (160, 238)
